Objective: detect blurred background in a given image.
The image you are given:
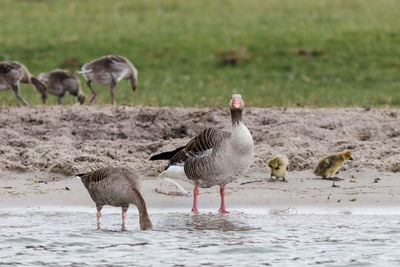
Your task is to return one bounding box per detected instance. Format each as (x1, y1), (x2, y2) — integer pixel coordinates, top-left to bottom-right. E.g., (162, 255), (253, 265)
(0, 0), (399, 107)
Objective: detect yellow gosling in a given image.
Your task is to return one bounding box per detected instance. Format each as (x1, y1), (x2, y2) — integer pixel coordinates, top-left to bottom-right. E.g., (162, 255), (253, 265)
(314, 150), (353, 187)
(267, 154), (289, 182)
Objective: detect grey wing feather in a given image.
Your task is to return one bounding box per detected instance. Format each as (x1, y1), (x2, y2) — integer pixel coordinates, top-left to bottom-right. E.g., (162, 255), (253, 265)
(85, 168), (113, 184)
(169, 128), (228, 165)
(86, 55), (128, 72)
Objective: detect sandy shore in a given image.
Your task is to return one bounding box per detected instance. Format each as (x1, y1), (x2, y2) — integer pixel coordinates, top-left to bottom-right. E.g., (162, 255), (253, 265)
(0, 105), (399, 213)
(1, 169), (399, 214)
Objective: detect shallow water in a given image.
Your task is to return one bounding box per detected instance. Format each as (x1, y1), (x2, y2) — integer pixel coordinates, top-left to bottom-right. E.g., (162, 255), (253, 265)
(1, 208), (400, 266)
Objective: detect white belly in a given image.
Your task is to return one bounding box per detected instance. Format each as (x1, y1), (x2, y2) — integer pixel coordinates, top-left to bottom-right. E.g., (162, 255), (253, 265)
(200, 126), (254, 187)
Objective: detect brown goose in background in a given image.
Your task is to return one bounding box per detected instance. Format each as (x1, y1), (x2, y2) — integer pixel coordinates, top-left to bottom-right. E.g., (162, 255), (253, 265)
(77, 55), (138, 104)
(38, 69), (85, 104)
(77, 167), (153, 231)
(150, 94), (254, 214)
(0, 61), (47, 105)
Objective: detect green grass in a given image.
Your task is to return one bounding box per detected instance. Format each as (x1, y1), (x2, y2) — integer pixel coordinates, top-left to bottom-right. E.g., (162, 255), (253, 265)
(1, 0), (399, 107)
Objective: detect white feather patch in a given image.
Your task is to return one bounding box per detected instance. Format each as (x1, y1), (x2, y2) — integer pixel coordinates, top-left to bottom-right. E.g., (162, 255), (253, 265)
(158, 165), (188, 180)
(76, 69), (92, 74)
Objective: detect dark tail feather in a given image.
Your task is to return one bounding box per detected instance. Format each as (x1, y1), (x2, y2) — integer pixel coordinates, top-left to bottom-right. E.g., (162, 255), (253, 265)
(150, 146), (185, 161)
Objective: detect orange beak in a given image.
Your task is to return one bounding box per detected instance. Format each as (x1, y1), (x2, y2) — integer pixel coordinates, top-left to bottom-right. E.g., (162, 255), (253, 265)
(232, 98), (241, 108)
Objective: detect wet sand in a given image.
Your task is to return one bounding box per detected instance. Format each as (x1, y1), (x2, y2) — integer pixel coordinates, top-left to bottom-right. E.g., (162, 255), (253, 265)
(1, 169), (399, 214)
(0, 105), (399, 212)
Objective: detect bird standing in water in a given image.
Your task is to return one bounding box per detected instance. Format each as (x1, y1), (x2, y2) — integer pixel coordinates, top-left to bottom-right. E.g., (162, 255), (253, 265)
(77, 167), (153, 230)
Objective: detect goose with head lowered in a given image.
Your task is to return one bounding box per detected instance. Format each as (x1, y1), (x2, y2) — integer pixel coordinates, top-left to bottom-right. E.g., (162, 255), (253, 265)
(77, 167), (153, 231)
(150, 94), (254, 213)
(38, 69), (85, 105)
(76, 55), (138, 104)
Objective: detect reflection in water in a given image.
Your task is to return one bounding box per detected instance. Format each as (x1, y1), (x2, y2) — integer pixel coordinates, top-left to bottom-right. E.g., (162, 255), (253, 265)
(160, 212), (260, 231)
(0, 210), (400, 266)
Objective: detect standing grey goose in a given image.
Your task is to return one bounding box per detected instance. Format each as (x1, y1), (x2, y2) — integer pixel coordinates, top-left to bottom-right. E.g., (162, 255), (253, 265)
(0, 61), (47, 105)
(38, 69), (85, 104)
(77, 167), (153, 230)
(150, 94), (254, 213)
(77, 55), (138, 104)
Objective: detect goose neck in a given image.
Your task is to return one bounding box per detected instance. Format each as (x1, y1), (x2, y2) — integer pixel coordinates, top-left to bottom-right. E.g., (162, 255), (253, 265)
(231, 109), (243, 126)
(139, 209), (153, 230)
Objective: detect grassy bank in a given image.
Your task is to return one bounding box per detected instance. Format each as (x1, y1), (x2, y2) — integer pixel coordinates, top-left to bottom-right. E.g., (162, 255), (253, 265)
(0, 0), (399, 107)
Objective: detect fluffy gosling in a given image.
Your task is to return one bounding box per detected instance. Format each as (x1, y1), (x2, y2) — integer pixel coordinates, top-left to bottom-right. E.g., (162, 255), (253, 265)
(0, 61), (47, 105)
(314, 150), (353, 187)
(267, 154), (289, 182)
(37, 69), (85, 105)
(77, 55), (138, 104)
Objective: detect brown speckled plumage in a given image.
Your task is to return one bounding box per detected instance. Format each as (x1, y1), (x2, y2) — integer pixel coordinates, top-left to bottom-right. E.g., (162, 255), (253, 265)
(78, 167), (152, 230)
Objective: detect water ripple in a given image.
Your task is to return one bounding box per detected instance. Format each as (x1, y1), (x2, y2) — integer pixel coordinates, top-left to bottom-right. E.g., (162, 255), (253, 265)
(0, 211), (400, 266)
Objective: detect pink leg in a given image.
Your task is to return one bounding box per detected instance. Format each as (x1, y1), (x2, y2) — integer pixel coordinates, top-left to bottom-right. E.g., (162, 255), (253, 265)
(96, 210), (101, 229)
(218, 186), (230, 214)
(192, 186), (199, 213)
(121, 208), (127, 231)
